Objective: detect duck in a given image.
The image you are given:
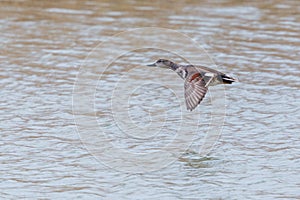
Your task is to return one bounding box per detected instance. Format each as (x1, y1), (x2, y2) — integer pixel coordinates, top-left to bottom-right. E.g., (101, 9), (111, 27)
(147, 59), (238, 111)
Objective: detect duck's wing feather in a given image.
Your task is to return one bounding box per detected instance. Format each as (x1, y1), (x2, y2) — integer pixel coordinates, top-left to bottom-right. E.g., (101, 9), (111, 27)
(184, 72), (208, 111)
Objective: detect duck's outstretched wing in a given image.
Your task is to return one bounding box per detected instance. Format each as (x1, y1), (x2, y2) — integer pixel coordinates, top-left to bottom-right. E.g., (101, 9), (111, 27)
(184, 72), (208, 111)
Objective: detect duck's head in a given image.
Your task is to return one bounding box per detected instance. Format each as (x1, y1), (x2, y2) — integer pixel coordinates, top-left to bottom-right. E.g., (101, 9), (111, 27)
(147, 59), (173, 69)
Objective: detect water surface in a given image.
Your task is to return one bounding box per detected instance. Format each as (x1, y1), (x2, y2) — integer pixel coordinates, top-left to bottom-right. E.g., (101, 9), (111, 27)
(1, 0), (300, 199)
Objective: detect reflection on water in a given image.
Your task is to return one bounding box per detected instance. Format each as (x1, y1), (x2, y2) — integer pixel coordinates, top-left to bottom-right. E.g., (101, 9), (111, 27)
(1, 0), (300, 199)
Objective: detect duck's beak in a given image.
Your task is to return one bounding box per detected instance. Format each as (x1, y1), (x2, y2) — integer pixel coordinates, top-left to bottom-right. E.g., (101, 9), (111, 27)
(147, 63), (156, 67)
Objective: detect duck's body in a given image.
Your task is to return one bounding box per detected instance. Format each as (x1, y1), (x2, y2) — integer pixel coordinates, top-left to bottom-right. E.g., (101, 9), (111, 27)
(147, 59), (237, 111)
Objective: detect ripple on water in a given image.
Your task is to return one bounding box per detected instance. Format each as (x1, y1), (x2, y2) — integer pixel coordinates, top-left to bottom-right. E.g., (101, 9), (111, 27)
(1, 0), (300, 199)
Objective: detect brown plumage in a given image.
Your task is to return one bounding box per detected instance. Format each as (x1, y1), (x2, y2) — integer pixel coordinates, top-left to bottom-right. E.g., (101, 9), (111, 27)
(184, 72), (208, 111)
(147, 59), (238, 111)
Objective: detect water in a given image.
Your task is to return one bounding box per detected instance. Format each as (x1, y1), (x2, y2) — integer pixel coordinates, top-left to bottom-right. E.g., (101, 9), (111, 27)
(1, 0), (300, 199)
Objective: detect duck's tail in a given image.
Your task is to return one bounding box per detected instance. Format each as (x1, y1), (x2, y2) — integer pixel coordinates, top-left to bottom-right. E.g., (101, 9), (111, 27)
(221, 74), (238, 84)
